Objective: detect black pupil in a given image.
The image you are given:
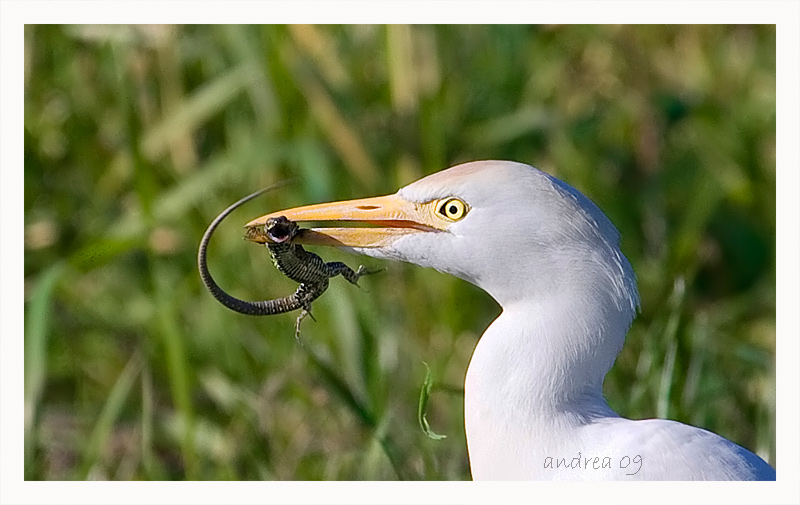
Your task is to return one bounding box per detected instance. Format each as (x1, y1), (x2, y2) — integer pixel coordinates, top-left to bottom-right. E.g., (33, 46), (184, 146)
(448, 204), (457, 215)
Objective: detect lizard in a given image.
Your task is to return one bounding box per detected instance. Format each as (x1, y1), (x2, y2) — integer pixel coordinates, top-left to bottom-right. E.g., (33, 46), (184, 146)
(198, 186), (382, 339)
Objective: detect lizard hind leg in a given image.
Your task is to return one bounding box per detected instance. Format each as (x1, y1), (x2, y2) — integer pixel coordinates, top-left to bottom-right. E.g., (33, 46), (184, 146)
(294, 304), (317, 342)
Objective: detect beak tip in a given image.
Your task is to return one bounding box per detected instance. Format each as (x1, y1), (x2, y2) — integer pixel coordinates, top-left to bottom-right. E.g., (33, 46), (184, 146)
(239, 193), (430, 249)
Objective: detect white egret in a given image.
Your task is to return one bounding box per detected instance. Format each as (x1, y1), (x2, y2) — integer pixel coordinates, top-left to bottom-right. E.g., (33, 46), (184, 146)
(244, 160), (775, 480)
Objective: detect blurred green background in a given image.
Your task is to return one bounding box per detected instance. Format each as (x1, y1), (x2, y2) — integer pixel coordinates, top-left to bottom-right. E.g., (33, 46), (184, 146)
(24, 25), (775, 480)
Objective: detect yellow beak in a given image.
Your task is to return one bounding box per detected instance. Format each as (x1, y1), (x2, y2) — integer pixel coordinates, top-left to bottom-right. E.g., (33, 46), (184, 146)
(244, 193), (445, 248)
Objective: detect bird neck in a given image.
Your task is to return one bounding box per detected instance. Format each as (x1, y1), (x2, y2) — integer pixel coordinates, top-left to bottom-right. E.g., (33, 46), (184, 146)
(466, 264), (638, 425)
(471, 291), (630, 407)
(464, 286), (634, 478)
(467, 231), (639, 409)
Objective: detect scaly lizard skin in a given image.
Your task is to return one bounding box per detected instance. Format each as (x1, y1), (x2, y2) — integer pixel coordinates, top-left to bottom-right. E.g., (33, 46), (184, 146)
(198, 186), (381, 339)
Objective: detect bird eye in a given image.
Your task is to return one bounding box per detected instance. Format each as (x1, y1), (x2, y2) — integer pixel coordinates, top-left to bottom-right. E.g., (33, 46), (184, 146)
(437, 198), (468, 221)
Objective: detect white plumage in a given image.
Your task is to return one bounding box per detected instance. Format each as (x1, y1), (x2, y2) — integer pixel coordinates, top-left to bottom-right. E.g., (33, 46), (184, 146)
(248, 160), (775, 480)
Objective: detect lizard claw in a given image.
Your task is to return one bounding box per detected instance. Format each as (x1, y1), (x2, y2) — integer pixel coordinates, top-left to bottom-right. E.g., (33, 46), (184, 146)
(352, 265), (385, 291)
(356, 265), (386, 277)
(354, 265), (386, 284)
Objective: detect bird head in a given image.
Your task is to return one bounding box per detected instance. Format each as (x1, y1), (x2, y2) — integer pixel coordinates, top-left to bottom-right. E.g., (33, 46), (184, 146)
(245, 160), (639, 313)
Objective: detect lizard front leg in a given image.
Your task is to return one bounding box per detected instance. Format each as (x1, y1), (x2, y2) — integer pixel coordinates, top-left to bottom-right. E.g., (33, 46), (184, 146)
(324, 262), (385, 286)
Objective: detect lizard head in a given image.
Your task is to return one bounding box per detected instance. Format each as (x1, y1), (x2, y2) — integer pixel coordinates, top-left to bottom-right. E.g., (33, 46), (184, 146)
(264, 216), (299, 244)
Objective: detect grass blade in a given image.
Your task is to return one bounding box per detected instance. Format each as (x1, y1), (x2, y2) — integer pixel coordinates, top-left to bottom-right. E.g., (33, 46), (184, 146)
(24, 262), (65, 477)
(418, 362), (446, 441)
(78, 352), (142, 479)
(303, 345), (410, 480)
(152, 261), (197, 479)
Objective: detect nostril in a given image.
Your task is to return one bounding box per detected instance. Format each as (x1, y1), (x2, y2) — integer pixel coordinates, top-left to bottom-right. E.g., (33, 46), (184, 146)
(356, 205), (380, 210)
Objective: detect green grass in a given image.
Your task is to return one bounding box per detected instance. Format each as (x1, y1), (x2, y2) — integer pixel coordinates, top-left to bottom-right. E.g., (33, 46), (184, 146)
(24, 24), (775, 480)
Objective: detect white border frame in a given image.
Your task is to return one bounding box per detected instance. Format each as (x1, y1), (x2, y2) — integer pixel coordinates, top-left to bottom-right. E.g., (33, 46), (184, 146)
(2, 2), (798, 504)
